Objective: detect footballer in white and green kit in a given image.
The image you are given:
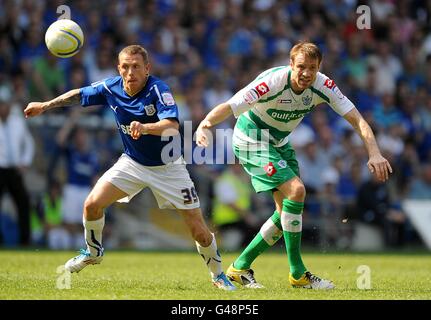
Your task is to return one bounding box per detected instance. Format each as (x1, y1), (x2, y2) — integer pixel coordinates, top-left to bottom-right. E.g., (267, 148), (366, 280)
(196, 42), (392, 289)
(229, 65), (354, 193)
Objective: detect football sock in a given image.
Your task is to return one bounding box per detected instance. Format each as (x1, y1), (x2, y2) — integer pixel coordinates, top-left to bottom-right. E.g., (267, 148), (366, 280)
(233, 211), (283, 270)
(83, 216), (105, 257)
(195, 233), (222, 279)
(281, 199), (306, 280)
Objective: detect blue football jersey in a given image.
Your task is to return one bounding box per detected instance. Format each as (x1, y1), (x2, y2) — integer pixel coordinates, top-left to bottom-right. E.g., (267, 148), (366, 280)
(80, 75), (180, 166)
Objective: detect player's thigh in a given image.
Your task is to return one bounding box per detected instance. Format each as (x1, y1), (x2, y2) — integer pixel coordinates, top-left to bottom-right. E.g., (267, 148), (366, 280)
(234, 143), (298, 193)
(85, 180), (129, 209)
(273, 190), (284, 213)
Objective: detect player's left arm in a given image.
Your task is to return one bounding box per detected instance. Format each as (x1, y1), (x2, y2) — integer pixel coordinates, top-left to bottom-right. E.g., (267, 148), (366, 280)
(318, 74), (393, 182)
(130, 118), (179, 139)
(343, 107), (393, 182)
(130, 83), (181, 139)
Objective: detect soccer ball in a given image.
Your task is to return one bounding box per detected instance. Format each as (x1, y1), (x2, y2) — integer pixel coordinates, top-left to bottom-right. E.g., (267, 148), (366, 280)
(45, 19), (84, 58)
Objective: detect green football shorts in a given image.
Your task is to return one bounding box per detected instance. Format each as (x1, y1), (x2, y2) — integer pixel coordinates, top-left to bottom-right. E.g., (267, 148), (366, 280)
(233, 141), (300, 193)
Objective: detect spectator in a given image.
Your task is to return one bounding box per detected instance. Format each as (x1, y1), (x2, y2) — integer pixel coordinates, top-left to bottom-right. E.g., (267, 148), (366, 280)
(356, 174), (407, 247)
(212, 164), (260, 250)
(0, 91), (34, 246)
(48, 110), (99, 248)
(407, 163), (431, 199)
(33, 179), (70, 249)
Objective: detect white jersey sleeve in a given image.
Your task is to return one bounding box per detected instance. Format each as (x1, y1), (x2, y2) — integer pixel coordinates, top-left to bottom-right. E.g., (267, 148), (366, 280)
(313, 72), (355, 116)
(227, 67), (288, 118)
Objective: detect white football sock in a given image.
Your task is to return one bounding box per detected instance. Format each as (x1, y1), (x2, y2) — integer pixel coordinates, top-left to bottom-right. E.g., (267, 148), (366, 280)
(195, 233), (222, 279)
(83, 216), (105, 257)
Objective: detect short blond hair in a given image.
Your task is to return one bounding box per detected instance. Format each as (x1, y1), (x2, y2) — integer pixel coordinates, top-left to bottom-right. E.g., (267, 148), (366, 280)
(118, 45), (149, 63)
(290, 41), (322, 64)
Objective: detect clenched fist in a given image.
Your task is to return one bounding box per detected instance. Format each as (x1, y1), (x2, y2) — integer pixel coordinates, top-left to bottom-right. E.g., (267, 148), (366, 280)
(24, 102), (45, 118)
(130, 121), (147, 140)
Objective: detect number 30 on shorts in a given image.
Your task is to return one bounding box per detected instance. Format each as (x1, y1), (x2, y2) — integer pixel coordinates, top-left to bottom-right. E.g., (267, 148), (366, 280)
(181, 187), (198, 204)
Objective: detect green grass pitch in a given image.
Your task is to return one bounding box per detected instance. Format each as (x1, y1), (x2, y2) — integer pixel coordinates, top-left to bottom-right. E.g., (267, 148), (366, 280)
(0, 250), (430, 300)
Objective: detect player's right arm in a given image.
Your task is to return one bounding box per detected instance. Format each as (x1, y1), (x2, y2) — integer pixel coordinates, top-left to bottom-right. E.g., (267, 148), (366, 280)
(24, 77), (111, 118)
(24, 89), (81, 118)
(196, 102), (233, 147)
(196, 67), (283, 147)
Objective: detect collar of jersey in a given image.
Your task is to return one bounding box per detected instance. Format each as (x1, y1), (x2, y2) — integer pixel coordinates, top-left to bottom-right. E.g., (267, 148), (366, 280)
(122, 77), (149, 97)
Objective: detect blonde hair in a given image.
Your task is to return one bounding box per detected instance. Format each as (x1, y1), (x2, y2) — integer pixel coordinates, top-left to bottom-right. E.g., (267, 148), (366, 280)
(290, 41), (322, 64)
(118, 45), (149, 63)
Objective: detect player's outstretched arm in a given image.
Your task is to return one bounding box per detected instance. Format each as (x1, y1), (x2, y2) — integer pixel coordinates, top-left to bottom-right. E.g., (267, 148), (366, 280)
(196, 102), (233, 147)
(24, 89), (81, 118)
(343, 107), (393, 182)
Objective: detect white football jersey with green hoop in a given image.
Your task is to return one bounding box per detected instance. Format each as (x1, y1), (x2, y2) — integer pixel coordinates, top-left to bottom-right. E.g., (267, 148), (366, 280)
(228, 66), (355, 147)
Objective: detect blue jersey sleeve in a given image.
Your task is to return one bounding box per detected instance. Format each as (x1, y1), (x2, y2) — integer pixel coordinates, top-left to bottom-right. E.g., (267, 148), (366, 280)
(153, 83), (179, 121)
(80, 80), (110, 107)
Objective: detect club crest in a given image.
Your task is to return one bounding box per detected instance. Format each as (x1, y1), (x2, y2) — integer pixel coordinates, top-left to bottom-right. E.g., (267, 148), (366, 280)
(302, 95), (312, 106)
(144, 104), (156, 116)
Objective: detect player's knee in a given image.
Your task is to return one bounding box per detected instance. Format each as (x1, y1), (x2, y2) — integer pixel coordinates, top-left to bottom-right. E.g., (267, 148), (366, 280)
(84, 196), (103, 215)
(288, 180), (306, 201)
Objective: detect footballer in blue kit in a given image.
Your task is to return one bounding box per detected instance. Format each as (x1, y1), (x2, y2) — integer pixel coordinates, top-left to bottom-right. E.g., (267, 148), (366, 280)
(24, 45), (236, 290)
(80, 74), (180, 166)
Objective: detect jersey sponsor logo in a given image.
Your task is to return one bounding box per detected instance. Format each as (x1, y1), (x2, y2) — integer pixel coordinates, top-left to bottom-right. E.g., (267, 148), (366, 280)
(120, 124), (132, 135)
(267, 106), (315, 122)
(162, 92), (176, 106)
(324, 78), (336, 89)
(255, 82), (270, 96)
(264, 162), (277, 176)
(302, 95), (312, 106)
(278, 99), (292, 104)
(244, 88), (259, 104)
(144, 104), (156, 116)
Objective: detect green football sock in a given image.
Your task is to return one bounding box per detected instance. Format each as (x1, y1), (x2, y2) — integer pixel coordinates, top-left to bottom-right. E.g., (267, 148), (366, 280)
(281, 199), (306, 280)
(234, 211), (283, 270)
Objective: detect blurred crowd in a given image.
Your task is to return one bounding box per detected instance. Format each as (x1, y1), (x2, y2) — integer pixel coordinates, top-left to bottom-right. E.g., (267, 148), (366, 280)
(1, 0), (431, 250)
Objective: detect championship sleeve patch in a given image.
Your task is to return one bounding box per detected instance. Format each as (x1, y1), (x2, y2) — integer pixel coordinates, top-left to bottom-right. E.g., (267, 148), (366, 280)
(254, 82), (270, 96)
(162, 92), (176, 106)
(243, 88), (260, 104)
